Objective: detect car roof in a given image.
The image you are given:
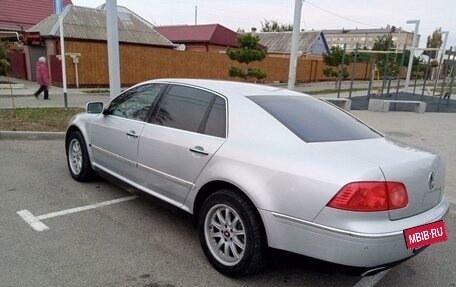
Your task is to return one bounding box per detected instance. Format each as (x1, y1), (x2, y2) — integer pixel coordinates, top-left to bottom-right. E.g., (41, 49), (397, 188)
(143, 78), (305, 98)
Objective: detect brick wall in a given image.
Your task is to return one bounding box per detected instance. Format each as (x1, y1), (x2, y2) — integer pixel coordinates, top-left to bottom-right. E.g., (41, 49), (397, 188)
(54, 40), (370, 87)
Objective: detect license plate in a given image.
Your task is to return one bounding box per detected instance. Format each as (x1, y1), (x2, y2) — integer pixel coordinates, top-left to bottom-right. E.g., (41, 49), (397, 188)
(403, 220), (447, 249)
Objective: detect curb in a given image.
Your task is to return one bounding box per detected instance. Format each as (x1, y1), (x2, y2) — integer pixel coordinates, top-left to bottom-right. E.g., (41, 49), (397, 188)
(0, 131), (65, 140)
(0, 94), (35, 98)
(0, 84), (25, 89)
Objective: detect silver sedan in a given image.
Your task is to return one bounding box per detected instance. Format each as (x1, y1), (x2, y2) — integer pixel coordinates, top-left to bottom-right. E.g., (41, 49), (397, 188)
(66, 79), (449, 277)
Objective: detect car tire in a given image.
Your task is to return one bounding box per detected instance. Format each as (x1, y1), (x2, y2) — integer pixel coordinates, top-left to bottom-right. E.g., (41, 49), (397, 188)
(67, 131), (94, 182)
(198, 189), (266, 277)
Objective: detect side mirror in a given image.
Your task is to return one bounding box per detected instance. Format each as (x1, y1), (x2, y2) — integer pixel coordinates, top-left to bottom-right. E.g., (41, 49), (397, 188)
(86, 102), (104, 114)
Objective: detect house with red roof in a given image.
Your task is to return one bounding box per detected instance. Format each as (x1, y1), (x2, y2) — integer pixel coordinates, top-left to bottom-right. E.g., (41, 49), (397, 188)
(155, 24), (244, 53)
(0, 0), (72, 32)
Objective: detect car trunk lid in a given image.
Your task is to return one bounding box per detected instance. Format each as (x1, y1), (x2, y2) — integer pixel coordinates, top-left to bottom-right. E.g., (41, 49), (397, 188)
(312, 137), (445, 220)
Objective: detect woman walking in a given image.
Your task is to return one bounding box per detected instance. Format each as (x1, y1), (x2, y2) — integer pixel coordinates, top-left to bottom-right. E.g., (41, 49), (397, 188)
(34, 56), (50, 100)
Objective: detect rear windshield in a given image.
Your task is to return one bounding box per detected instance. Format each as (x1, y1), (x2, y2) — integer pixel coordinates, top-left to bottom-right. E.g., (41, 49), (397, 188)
(248, 96), (381, 143)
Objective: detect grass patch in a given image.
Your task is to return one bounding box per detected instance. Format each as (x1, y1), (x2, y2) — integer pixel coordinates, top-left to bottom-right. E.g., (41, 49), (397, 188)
(0, 107), (84, 132)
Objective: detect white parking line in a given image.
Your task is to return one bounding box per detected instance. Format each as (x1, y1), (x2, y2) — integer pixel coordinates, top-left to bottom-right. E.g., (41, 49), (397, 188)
(17, 209), (50, 232)
(17, 196), (138, 232)
(353, 269), (391, 287)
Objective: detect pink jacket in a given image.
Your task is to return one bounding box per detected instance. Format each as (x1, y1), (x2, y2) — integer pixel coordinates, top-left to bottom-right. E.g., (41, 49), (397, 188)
(36, 61), (50, 86)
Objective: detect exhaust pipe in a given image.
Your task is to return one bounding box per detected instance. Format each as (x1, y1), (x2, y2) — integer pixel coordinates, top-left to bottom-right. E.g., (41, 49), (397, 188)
(361, 266), (388, 277)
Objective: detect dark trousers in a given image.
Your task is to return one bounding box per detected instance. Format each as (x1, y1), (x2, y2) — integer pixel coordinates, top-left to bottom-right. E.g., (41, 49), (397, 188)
(35, 85), (49, 99)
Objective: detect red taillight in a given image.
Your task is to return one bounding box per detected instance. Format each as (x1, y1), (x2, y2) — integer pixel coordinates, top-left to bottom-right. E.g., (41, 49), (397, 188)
(327, 182), (408, 212)
(387, 182), (408, 209)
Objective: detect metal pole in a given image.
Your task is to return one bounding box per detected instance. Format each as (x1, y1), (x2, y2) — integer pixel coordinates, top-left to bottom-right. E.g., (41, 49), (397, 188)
(446, 64), (455, 106)
(349, 43), (358, 99)
(438, 46), (452, 110)
(433, 31), (449, 96)
(337, 43), (346, 98)
(404, 20), (420, 92)
(195, 6), (197, 25)
(436, 32), (449, 81)
(420, 55), (431, 101)
(381, 52), (390, 96)
(106, 0), (121, 99)
(75, 61), (79, 88)
(53, 0), (62, 14)
(287, 0), (302, 90)
(395, 44), (407, 99)
(413, 61), (419, 95)
(59, 13), (68, 108)
(367, 63), (373, 100)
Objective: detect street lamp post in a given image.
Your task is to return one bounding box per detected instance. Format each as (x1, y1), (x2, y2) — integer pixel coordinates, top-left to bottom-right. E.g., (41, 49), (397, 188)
(404, 20), (420, 92)
(58, 12), (68, 108)
(287, 0), (303, 90)
(54, 0), (68, 108)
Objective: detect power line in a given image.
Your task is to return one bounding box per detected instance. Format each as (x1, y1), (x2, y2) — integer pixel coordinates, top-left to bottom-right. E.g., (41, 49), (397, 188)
(303, 0), (380, 28)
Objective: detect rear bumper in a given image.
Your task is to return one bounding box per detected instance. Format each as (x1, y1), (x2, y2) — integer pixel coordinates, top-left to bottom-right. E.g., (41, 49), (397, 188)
(260, 198), (449, 267)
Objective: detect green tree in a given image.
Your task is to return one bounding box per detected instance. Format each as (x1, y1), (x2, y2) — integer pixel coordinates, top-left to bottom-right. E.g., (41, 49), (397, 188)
(426, 27), (442, 59)
(372, 34), (421, 78)
(260, 19), (293, 32)
(0, 53), (16, 116)
(0, 42), (8, 76)
(372, 34), (399, 76)
(0, 58), (10, 80)
(322, 46), (352, 88)
(226, 34), (267, 81)
(372, 34), (395, 51)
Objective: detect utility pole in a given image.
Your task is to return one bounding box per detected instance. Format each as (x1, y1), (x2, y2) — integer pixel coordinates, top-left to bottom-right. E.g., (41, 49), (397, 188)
(106, 0), (121, 99)
(287, 0), (303, 90)
(54, 0), (68, 108)
(195, 6), (197, 25)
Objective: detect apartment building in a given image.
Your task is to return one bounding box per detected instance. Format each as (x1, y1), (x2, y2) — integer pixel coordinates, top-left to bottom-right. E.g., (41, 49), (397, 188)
(323, 26), (418, 51)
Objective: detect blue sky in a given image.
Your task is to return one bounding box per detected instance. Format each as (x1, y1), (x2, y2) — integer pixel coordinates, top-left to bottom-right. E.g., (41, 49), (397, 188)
(71, 0), (456, 49)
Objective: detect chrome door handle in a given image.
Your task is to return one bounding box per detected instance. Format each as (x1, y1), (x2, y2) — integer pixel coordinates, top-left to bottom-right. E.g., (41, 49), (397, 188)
(189, 147), (209, 156)
(126, 130), (138, 138)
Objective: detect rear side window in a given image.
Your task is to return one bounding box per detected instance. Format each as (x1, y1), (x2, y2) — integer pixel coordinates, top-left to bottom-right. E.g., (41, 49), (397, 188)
(249, 96), (381, 142)
(203, 97), (226, 138)
(151, 85), (226, 137)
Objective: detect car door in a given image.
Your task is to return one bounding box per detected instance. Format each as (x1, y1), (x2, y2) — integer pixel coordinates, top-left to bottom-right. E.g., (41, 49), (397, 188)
(137, 84), (227, 206)
(90, 83), (166, 182)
